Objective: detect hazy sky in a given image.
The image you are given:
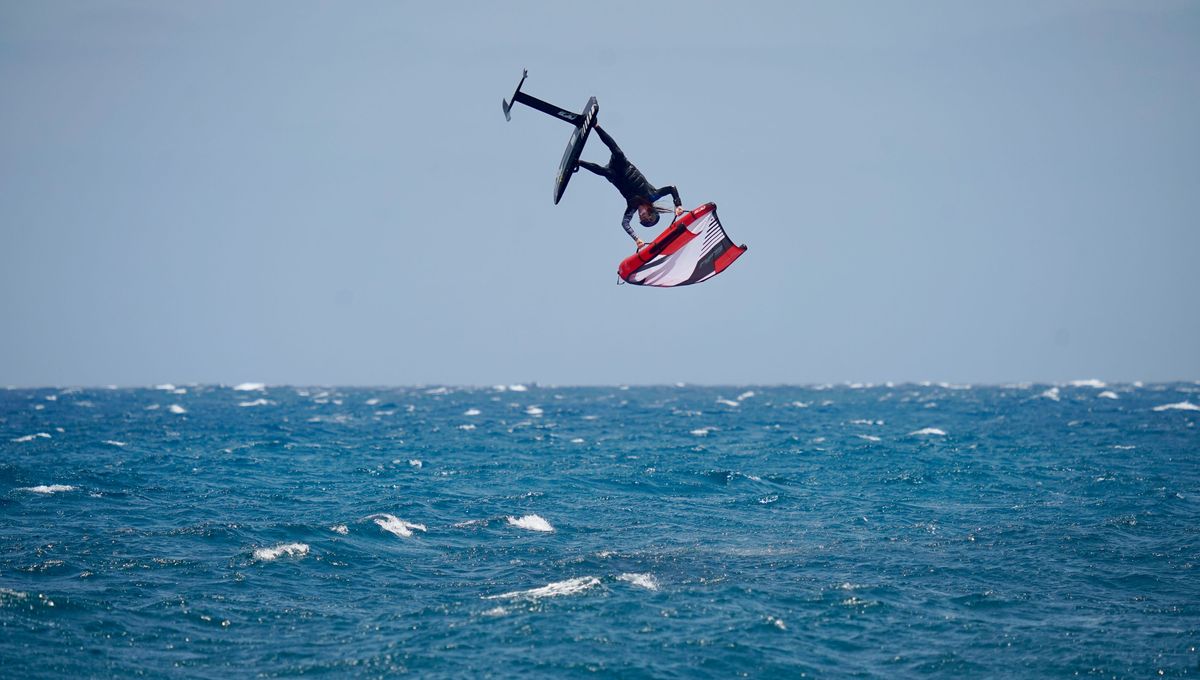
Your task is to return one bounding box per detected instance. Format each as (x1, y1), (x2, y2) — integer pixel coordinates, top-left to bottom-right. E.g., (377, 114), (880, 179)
(2, 1), (1197, 386)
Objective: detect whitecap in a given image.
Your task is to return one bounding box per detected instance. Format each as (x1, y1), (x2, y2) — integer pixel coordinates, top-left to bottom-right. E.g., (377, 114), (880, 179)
(238, 398), (272, 407)
(690, 427), (714, 437)
(154, 384), (176, 391)
(737, 390), (756, 401)
(484, 576), (600, 601)
(168, 404), (187, 414)
(370, 513), (426, 538)
(18, 484), (76, 494)
(790, 401), (811, 408)
(766, 615), (787, 630)
(1069, 379), (1107, 388)
(716, 398), (740, 407)
(365, 398), (380, 406)
(425, 386), (450, 395)
(464, 408), (481, 416)
(330, 524), (349, 535)
(11, 433), (50, 443)
(857, 434), (882, 442)
(1153, 401), (1200, 412)
(409, 459), (423, 468)
(253, 543), (309, 561)
(1039, 387), (1061, 401)
(507, 514), (554, 532)
(570, 438), (585, 444)
(508, 384), (528, 392)
(233, 382), (266, 391)
(1097, 391), (1119, 400)
(525, 406), (543, 416)
(617, 573), (659, 591)
(458, 424), (476, 431)
(102, 440), (127, 447)
(909, 427), (947, 436)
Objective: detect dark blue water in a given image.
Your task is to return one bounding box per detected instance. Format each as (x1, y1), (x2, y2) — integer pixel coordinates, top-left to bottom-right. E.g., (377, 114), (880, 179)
(2, 383), (1198, 677)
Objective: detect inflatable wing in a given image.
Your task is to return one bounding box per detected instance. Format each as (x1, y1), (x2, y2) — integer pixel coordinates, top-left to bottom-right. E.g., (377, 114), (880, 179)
(618, 203), (747, 287)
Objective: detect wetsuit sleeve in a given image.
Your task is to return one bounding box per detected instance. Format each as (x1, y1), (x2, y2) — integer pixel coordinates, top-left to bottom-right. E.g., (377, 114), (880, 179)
(577, 160), (609, 178)
(652, 185), (682, 208)
(621, 207), (638, 241)
(593, 125), (626, 161)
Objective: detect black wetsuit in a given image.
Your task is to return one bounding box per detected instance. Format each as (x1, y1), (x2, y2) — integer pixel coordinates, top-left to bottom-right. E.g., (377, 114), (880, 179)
(578, 126), (682, 242)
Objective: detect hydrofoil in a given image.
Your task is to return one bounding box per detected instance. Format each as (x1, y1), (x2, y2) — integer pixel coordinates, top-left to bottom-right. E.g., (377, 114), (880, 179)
(502, 69), (598, 205)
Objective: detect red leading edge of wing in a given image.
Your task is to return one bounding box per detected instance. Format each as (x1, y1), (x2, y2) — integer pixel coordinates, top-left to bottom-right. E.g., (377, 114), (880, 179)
(714, 244), (747, 273)
(617, 203), (715, 280)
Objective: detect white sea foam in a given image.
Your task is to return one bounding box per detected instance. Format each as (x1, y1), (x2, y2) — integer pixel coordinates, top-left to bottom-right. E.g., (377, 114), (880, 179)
(233, 382), (265, 391)
(464, 408), (481, 416)
(716, 398), (740, 407)
(11, 433), (50, 443)
(145, 404), (160, 411)
(485, 576), (600, 601)
(909, 427), (947, 436)
(1097, 391), (1119, 400)
(102, 440), (126, 447)
(18, 484), (76, 494)
(857, 434), (882, 442)
(617, 573), (659, 591)
(570, 438), (585, 444)
(365, 398), (380, 406)
(1153, 401), (1200, 412)
(790, 401), (811, 408)
(253, 543), (309, 561)
(458, 424), (476, 431)
(1069, 379), (1107, 388)
(1039, 387), (1061, 401)
(737, 390), (756, 401)
(525, 406), (544, 416)
(508, 384), (528, 392)
(766, 615), (787, 630)
(154, 383), (176, 391)
(507, 514), (554, 532)
(238, 399), (272, 407)
(691, 427), (715, 437)
(370, 513), (426, 538)
(850, 419), (884, 426)
(409, 459), (423, 468)
(425, 386), (450, 395)
(330, 524), (349, 535)
(168, 404), (187, 414)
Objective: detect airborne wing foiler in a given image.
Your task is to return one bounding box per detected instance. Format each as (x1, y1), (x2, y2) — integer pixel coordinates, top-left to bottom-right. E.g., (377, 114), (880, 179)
(617, 203), (747, 287)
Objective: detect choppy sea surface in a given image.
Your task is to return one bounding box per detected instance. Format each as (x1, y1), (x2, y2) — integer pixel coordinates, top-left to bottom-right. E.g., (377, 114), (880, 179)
(1, 383), (1198, 678)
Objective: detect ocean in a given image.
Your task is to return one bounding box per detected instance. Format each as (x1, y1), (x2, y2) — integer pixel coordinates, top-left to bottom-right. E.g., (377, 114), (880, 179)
(1, 383), (1197, 677)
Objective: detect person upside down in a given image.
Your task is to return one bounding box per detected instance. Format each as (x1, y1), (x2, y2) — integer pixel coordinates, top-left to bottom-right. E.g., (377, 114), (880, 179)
(576, 124), (683, 250)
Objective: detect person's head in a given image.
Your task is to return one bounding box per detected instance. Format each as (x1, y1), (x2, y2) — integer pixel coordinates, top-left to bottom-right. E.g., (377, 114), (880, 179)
(637, 202), (661, 228)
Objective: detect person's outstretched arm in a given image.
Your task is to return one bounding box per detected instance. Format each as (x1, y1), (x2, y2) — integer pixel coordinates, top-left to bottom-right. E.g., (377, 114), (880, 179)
(621, 207), (640, 244)
(652, 185), (682, 209)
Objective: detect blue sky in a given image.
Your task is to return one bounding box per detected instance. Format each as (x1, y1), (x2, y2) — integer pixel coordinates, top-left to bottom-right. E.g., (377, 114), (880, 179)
(2, 1), (1197, 386)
